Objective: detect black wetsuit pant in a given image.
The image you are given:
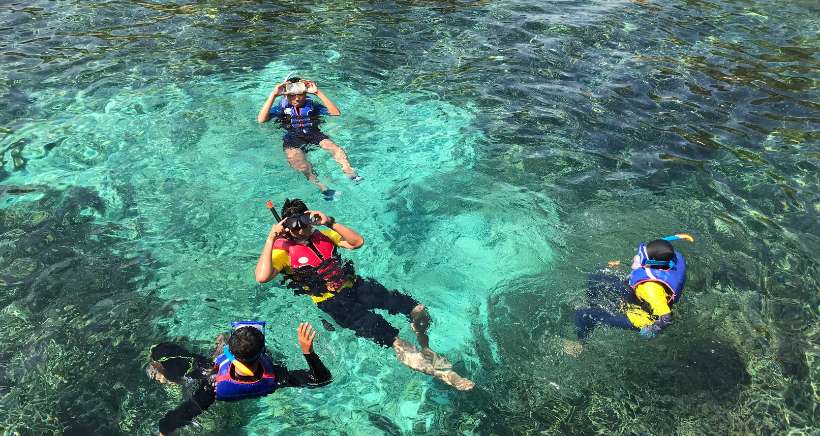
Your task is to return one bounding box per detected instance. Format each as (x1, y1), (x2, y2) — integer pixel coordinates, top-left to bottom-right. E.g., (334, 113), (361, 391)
(574, 271), (639, 341)
(317, 277), (420, 347)
(151, 342), (331, 434)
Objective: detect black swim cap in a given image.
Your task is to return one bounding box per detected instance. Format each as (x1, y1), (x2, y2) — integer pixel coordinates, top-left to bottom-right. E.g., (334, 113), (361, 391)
(646, 239), (675, 263)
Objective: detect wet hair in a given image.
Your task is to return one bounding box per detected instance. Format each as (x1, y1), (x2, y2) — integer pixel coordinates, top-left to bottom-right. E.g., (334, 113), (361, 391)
(227, 326), (265, 362)
(646, 239), (675, 264)
(287, 77), (302, 83)
(281, 198), (308, 219)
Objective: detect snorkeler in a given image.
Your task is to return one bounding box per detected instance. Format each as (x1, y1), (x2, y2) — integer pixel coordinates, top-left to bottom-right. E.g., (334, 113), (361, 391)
(149, 322), (331, 435)
(565, 234), (693, 353)
(254, 198), (475, 391)
(257, 77), (361, 201)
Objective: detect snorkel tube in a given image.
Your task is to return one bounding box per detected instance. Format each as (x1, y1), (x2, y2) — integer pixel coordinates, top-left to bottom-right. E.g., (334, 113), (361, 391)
(660, 233), (695, 243)
(266, 200), (282, 222)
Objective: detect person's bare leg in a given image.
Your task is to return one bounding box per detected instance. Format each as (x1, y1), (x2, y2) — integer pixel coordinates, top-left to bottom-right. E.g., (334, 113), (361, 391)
(410, 304), (451, 369)
(319, 139), (357, 178)
(285, 148), (328, 192)
(393, 338), (475, 391)
(410, 304), (431, 349)
(401, 305), (475, 391)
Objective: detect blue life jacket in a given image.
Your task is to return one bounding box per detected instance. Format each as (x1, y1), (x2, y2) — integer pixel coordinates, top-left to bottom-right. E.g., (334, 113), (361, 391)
(279, 98), (320, 131)
(213, 353), (278, 401)
(628, 244), (687, 304)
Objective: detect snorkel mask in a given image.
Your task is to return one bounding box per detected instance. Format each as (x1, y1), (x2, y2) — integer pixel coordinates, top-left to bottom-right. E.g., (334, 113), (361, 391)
(224, 321), (266, 376)
(284, 213), (313, 231)
(283, 76), (307, 95)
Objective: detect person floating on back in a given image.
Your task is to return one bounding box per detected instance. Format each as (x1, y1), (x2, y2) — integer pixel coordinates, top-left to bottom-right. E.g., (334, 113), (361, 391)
(565, 234), (693, 355)
(255, 198), (475, 391)
(257, 77), (362, 201)
(149, 322), (331, 435)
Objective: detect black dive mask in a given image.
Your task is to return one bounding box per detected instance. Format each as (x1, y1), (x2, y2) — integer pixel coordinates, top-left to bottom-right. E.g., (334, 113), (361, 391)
(284, 213), (313, 231)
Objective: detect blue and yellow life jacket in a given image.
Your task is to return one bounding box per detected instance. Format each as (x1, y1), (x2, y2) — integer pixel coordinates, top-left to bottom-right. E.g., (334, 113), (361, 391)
(628, 244), (686, 304)
(279, 98), (320, 131)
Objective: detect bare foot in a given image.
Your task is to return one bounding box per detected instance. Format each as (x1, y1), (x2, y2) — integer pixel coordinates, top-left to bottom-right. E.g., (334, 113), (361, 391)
(561, 339), (583, 357)
(394, 339), (474, 391)
(607, 260), (621, 269)
(421, 348), (453, 370)
(394, 338), (436, 374)
(147, 361), (170, 384)
(434, 369), (475, 391)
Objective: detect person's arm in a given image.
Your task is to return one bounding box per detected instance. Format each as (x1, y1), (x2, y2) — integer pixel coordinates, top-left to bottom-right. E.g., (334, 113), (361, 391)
(304, 81), (340, 116)
(307, 210), (363, 249)
(257, 83), (286, 123)
(158, 380), (216, 435)
(255, 221), (286, 283)
(279, 323), (332, 388)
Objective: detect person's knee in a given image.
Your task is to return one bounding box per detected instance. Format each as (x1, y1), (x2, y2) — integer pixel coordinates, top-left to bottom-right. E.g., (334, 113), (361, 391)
(320, 140), (342, 151)
(288, 159), (309, 173)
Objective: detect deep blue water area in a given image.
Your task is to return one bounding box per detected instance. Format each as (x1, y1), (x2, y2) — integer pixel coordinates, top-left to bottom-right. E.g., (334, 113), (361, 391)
(0, 0), (817, 434)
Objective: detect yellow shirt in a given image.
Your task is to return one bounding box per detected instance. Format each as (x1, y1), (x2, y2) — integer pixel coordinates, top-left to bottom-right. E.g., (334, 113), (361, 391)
(271, 229), (350, 303)
(624, 281), (672, 328)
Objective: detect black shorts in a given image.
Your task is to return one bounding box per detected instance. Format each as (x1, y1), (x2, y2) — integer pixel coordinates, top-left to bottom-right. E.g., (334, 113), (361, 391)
(283, 130), (329, 150)
(317, 277), (420, 347)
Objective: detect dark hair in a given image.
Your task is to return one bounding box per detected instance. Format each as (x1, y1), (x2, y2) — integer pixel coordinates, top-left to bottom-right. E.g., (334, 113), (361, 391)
(281, 198), (308, 219)
(227, 326), (265, 362)
(646, 239), (674, 263)
(287, 77), (302, 83)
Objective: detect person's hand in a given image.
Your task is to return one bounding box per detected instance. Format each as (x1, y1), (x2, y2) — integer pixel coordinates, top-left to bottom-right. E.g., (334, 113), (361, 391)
(297, 322), (317, 354)
(631, 255), (642, 270)
(306, 210), (330, 226)
(607, 260), (621, 269)
(303, 80), (318, 94)
(272, 82), (286, 97)
(268, 219), (286, 240)
(639, 323), (662, 338)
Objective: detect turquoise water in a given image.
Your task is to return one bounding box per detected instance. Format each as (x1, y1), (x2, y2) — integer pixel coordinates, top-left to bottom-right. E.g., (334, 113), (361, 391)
(1, 0), (817, 434)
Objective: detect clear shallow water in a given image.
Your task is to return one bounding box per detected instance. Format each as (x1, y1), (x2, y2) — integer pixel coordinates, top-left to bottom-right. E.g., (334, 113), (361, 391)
(0, 0), (817, 434)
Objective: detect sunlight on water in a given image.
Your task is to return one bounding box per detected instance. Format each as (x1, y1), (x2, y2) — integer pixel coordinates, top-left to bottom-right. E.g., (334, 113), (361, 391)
(0, 0), (817, 434)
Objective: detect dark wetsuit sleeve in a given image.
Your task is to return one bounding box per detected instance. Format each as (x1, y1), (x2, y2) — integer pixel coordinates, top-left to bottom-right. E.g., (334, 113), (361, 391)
(158, 380), (215, 434)
(279, 352), (332, 388)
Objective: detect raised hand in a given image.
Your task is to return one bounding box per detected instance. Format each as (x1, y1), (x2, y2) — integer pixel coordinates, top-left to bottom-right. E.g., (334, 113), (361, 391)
(304, 80), (319, 94)
(305, 210), (330, 226)
(268, 219), (286, 239)
(297, 322), (317, 354)
(272, 82), (287, 96)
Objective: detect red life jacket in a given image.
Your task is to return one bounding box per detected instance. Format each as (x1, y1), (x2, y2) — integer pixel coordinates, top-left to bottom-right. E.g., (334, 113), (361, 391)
(273, 231), (351, 292)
